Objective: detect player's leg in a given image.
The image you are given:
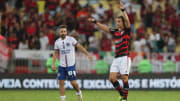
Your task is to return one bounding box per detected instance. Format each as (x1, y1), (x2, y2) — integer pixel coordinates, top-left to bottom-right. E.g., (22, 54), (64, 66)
(71, 80), (82, 101)
(119, 56), (131, 101)
(57, 66), (66, 101)
(121, 74), (129, 100)
(68, 65), (83, 101)
(71, 80), (80, 92)
(109, 59), (124, 97)
(109, 72), (124, 96)
(59, 80), (66, 101)
(70, 80), (83, 101)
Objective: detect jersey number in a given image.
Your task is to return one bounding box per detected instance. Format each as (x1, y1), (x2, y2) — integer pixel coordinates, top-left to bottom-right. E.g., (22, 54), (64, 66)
(68, 71), (76, 76)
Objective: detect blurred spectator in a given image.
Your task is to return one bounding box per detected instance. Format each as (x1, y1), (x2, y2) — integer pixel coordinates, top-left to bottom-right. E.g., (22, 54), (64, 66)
(101, 12), (110, 24)
(26, 22), (37, 38)
(161, 21), (171, 34)
(15, 0), (23, 10)
(138, 55), (152, 73)
(178, 13), (180, 36)
(165, 0), (175, 21)
(6, 0), (15, 9)
(14, 23), (23, 41)
(18, 39), (28, 50)
(146, 0), (152, 5)
(127, 5), (136, 33)
(148, 30), (156, 52)
(18, 34), (28, 49)
(46, 0), (59, 16)
(90, 8), (99, 21)
(179, 0), (180, 9)
(142, 34), (150, 53)
(94, 56), (109, 74)
(95, 3), (106, 18)
(65, 12), (76, 31)
(133, 35), (143, 52)
(152, 6), (163, 31)
(144, 5), (153, 28)
(61, 0), (73, 11)
(77, 17), (94, 44)
(46, 29), (55, 50)
(37, 0), (46, 15)
(162, 56), (176, 73)
(77, 18), (87, 43)
(167, 32), (176, 52)
(106, 4), (114, 21)
(0, 0), (6, 11)
(88, 34), (99, 53)
(39, 31), (49, 50)
(24, 0), (37, 13)
(46, 16), (56, 28)
(136, 23), (146, 39)
(8, 32), (18, 49)
(46, 54), (59, 73)
(169, 11), (179, 37)
(100, 33), (111, 52)
(140, 0), (148, 19)
(77, 6), (89, 19)
(30, 36), (40, 49)
(156, 31), (165, 52)
(71, 0), (81, 16)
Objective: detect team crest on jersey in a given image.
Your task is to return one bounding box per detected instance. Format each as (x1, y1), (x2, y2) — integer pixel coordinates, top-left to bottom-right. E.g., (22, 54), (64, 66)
(115, 32), (121, 36)
(66, 42), (70, 47)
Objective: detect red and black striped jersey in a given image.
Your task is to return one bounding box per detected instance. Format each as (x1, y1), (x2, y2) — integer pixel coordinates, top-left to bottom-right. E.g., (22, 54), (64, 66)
(110, 28), (131, 58)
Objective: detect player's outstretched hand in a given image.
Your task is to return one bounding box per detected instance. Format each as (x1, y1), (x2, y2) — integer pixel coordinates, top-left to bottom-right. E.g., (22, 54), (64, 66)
(88, 18), (96, 23)
(88, 54), (93, 62)
(52, 65), (56, 71)
(119, 0), (125, 9)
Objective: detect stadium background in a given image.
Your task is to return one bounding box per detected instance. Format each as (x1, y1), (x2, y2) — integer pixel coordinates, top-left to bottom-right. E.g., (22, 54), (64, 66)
(0, 0), (180, 101)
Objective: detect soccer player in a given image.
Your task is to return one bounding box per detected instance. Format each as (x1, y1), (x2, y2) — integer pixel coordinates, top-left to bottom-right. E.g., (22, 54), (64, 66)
(88, 1), (131, 101)
(52, 25), (93, 101)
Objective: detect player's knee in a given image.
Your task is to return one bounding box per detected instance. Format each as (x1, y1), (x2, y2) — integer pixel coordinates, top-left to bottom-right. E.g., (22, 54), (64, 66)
(59, 81), (64, 86)
(121, 77), (128, 83)
(109, 77), (116, 83)
(70, 80), (77, 86)
(123, 79), (128, 83)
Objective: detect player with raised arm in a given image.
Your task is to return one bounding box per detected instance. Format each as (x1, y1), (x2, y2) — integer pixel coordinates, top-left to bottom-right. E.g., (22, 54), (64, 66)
(52, 25), (93, 101)
(89, 1), (131, 101)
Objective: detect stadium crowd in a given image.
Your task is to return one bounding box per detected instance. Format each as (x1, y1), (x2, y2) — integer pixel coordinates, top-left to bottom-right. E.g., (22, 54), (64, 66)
(0, 0), (180, 53)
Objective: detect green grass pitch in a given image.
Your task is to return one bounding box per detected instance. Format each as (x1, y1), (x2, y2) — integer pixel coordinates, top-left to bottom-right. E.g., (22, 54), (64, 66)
(0, 90), (180, 101)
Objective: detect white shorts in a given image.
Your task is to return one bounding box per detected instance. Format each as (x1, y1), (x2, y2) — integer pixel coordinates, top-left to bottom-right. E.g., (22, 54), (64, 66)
(110, 56), (131, 75)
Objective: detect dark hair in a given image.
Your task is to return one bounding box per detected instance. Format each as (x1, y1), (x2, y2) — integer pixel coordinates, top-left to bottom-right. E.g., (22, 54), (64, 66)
(50, 54), (53, 57)
(143, 55), (147, 59)
(59, 25), (67, 29)
(167, 56), (171, 60)
(116, 16), (126, 29)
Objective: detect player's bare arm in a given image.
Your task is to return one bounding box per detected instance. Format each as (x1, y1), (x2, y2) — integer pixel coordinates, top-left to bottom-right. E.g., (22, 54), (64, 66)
(76, 43), (93, 61)
(88, 18), (110, 33)
(52, 50), (58, 71)
(120, 0), (131, 28)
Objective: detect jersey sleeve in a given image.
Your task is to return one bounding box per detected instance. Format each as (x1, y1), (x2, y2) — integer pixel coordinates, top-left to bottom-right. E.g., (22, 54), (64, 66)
(71, 37), (78, 46)
(54, 41), (59, 50)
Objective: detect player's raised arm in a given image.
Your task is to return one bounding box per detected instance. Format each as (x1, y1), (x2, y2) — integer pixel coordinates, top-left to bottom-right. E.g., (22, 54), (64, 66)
(76, 43), (93, 61)
(88, 18), (110, 33)
(119, 0), (131, 28)
(52, 50), (58, 71)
